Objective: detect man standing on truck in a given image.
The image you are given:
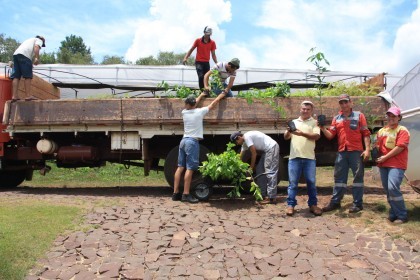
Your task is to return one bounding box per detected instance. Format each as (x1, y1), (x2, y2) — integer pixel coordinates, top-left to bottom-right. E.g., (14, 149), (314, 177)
(183, 26), (218, 90)
(319, 94), (371, 213)
(284, 100), (322, 216)
(10, 36), (46, 101)
(230, 131), (279, 204)
(172, 93), (225, 203)
(203, 58), (240, 97)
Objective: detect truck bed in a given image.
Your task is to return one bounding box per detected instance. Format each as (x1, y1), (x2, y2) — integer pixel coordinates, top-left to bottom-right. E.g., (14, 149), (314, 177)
(4, 96), (388, 137)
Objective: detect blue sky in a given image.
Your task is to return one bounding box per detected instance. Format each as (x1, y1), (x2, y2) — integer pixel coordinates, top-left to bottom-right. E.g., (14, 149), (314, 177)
(1, 0), (419, 76)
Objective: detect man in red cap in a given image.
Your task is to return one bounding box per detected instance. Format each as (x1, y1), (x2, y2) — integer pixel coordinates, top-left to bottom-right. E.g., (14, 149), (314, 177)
(375, 106), (409, 224)
(319, 94), (371, 213)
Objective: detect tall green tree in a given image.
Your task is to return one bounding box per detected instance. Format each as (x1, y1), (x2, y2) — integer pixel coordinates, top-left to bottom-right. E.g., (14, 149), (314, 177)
(57, 35), (94, 64)
(135, 51), (193, 65)
(101, 55), (125, 65)
(40, 52), (57, 64)
(0, 34), (20, 63)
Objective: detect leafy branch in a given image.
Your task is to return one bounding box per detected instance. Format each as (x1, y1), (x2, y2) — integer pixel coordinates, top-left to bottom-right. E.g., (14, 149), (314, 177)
(156, 81), (199, 98)
(199, 142), (263, 201)
(306, 47), (330, 114)
(209, 69), (224, 97)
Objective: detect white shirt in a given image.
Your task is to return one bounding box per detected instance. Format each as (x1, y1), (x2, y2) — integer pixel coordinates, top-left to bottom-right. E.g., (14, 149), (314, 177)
(241, 131), (277, 153)
(182, 107), (210, 139)
(211, 62), (237, 83)
(14, 38), (43, 60)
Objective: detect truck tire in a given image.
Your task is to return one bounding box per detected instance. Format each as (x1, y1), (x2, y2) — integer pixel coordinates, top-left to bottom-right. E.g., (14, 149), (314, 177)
(0, 170), (26, 188)
(164, 144), (210, 189)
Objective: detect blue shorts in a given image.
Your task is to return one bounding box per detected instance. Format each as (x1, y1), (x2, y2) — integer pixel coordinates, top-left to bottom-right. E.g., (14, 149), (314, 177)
(11, 54), (33, 79)
(178, 137), (200, 170)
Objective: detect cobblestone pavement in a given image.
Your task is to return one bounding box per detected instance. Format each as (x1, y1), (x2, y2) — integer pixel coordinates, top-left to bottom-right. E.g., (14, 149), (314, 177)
(3, 186), (418, 280)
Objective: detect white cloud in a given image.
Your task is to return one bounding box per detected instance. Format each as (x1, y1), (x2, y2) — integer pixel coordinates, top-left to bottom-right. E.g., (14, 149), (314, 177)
(229, 0), (417, 76)
(125, 0), (232, 62)
(391, 5), (420, 75)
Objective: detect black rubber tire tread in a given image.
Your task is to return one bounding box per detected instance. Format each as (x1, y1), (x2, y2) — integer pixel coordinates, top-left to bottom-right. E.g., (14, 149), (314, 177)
(0, 170), (26, 188)
(164, 144), (210, 188)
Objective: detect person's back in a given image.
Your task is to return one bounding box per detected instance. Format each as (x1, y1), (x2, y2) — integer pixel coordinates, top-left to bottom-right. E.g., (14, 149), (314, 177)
(14, 38), (39, 59)
(182, 107), (209, 139)
(242, 131), (277, 153)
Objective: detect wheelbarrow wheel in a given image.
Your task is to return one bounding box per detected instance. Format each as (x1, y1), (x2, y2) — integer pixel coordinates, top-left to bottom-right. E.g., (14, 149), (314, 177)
(191, 181), (213, 201)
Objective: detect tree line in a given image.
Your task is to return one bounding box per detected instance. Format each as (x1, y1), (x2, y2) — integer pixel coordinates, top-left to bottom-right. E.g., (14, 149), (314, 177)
(0, 33), (194, 65)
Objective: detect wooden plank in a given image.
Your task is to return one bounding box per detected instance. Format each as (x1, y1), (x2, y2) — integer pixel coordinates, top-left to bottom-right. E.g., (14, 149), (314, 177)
(17, 74), (60, 99)
(5, 96), (388, 129)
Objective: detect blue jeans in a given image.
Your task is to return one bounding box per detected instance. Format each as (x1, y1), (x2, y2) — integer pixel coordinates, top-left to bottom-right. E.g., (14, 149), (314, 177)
(287, 158), (317, 207)
(178, 137), (199, 170)
(212, 82), (233, 97)
(331, 151), (364, 207)
(379, 167), (407, 221)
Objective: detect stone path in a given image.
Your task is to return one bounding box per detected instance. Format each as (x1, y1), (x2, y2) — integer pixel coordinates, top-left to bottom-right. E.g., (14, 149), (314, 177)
(17, 188), (418, 280)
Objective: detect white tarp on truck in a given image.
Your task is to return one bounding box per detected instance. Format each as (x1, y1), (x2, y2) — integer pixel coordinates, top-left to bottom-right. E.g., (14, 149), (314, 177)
(1, 63), (401, 99)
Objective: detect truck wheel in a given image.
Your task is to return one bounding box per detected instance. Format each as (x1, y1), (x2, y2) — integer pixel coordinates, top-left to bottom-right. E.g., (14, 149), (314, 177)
(0, 170), (26, 188)
(164, 144), (210, 189)
(191, 182), (213, 201)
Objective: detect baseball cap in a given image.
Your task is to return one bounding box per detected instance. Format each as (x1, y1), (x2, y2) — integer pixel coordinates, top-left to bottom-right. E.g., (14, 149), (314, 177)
(229, 58), (240, 69)
(230, 131), (242, 142)
(301, 100), (314, 107)
(184, 94), (196, 105)
(338, 94), (350, 102)
(36, 35), (46, 47)
(204, 26), (213, 35)
(386, 106), (401, 116)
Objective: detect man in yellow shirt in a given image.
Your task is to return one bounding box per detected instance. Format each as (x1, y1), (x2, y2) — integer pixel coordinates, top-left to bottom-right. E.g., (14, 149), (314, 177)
(284, 101), (322, 216)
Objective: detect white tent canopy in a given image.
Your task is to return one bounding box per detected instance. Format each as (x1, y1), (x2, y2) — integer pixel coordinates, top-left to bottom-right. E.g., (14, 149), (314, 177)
(1, 63), (401, 99)
(389, 62), (420, 113)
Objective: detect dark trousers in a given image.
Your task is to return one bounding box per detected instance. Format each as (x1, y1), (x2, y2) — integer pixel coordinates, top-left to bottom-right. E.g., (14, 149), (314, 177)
(195, 61), (210, 90)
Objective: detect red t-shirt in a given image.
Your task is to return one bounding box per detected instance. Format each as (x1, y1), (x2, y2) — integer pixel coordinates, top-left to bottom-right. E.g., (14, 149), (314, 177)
(193, 37), (216, 62)
(376, 125), (410, 169)
(328, 110), (371, 152)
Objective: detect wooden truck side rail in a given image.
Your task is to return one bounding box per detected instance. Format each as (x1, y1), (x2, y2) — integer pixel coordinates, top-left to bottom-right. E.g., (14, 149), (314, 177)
(4, 96), (387, 135)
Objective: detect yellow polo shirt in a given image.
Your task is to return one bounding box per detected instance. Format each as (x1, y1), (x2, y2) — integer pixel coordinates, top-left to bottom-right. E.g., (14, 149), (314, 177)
(289, 117), (320, 160)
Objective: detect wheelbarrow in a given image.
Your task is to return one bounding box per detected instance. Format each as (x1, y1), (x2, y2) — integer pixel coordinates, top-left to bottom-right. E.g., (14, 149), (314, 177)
(190, 171), (276, 201)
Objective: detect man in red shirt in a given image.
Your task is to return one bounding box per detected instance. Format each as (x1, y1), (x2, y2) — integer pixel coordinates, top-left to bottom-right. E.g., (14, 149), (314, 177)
(183, 26), (218, 90)
(319, 94), (371, 213)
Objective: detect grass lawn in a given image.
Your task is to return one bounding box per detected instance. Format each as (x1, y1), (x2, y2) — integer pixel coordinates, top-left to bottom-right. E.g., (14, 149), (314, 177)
(27, 161), (168, 187)
(0, 200), (82, 280)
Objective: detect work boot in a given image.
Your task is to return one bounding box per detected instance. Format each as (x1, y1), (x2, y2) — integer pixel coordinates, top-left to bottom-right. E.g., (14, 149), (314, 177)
(348, 206), (363, 213)
(172, 193), (182, 201)
(322, 202), (341, 212)
(181, 194), (199, 204)
(286, 206), (294, 216)
(259, 197), (271, 204)
(309, 205), (323, 216)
